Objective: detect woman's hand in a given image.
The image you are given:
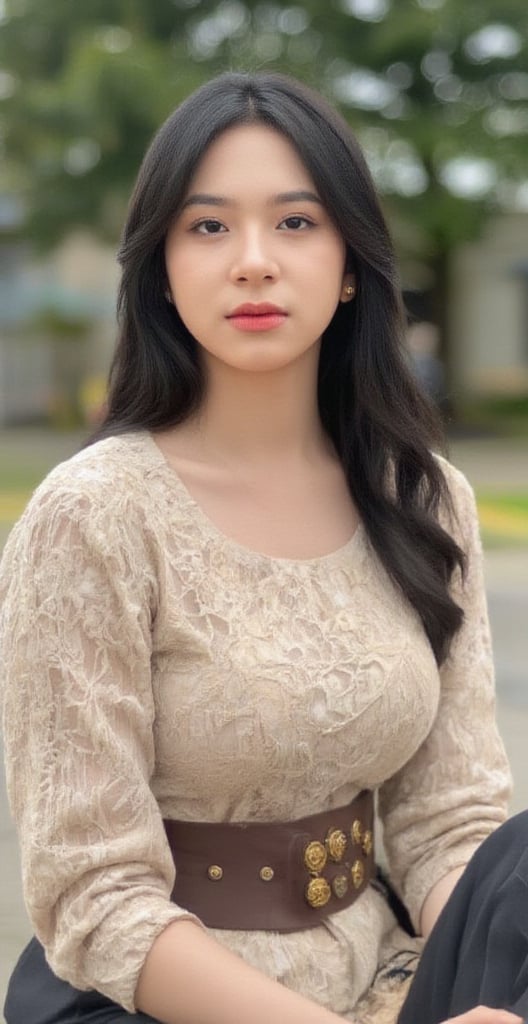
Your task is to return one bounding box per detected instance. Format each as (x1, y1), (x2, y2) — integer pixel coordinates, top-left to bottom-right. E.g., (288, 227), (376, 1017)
(444, 1008), (524, 1024)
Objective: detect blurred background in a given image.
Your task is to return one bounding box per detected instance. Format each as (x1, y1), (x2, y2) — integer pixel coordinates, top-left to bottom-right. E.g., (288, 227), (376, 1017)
(0, 0), (527, 1013)
(1, 0), (528, 429)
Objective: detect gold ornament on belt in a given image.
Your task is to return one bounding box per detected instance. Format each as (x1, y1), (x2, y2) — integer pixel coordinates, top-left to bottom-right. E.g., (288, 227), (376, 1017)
(325, 828), (348, 862)
(305, 875), (332, 908)
(351, 819), (363, 845)
(304, 840), (327, 873)
(351, 859), (364, 890)
(362, 829), (373, 856)
(332, 874), (349, 899)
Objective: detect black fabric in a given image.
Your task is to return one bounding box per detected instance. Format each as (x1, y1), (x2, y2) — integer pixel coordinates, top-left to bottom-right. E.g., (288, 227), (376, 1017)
(374, 864), (416, 938)
(5, 812), (528, 1024)
(399, 810), (528, 1024)
(3, 938), (160, 1024)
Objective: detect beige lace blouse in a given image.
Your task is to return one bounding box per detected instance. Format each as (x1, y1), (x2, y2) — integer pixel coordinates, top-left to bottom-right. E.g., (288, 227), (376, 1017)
(0, 432), (510, 1017)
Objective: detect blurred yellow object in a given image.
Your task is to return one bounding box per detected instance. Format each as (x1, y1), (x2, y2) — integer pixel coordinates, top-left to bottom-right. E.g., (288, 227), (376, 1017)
(478, 501), (528, 542)
(78, 374), (108, 427)
(0, 493), (29, 523)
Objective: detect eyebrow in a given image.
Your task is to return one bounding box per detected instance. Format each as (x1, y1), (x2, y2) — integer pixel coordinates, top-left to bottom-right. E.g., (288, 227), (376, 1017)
(181, 190), (323, 210)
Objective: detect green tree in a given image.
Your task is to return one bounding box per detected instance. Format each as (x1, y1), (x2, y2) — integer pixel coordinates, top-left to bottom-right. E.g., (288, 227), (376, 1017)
(310, 0), (528, 386)
(1, 0), (527, 386)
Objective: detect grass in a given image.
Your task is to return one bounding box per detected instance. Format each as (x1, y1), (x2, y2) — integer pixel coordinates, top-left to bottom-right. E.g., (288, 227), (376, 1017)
(478, 494), (528, 547)
(479, 494), (528, 515)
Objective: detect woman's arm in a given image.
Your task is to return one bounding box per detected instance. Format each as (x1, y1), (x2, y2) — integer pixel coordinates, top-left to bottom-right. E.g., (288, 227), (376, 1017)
(419, 865), (464, 938)
(0, 473), (194, 1011)
(378, 460), (511, 935)
(136, 919), (345, 1024)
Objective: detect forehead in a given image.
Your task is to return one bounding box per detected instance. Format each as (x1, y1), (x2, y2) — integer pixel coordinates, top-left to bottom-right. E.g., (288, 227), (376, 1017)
(185, 123), (316, 195)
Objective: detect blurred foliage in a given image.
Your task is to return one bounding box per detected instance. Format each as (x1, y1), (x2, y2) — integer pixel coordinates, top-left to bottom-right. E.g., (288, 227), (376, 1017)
(1, 0), (527, 245)
(458, 393), (528, 436)
(0, 0), (527, 376)
(25, 306), (93, 340)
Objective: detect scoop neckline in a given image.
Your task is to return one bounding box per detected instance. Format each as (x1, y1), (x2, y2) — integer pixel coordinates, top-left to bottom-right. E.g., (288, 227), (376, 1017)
(139, 430), (364, 569)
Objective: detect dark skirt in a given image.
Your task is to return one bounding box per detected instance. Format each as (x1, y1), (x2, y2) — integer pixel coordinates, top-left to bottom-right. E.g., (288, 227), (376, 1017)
(5, 811), (528, 1024)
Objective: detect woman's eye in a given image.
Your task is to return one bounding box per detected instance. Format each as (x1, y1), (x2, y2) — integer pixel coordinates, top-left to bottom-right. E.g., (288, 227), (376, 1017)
(279, 216), (313, 230)
(194, 219), (226, 235)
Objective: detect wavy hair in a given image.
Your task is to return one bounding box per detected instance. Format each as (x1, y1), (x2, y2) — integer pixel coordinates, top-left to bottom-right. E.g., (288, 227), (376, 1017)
(91, 71), (465, 664)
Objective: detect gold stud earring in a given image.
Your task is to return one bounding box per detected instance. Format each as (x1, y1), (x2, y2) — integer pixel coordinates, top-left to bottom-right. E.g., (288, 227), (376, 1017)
(344, 284), (356, 297)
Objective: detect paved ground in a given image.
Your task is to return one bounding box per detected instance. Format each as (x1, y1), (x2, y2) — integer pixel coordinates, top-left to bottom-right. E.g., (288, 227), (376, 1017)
(0, 432), (527, 1014)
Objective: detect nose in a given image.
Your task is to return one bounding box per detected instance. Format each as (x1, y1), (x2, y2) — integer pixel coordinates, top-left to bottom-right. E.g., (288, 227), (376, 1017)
(229, 228), (280, 285)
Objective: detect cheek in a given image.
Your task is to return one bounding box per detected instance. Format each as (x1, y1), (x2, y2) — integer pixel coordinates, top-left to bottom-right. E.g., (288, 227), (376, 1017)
(165, 253), (202, 315)
(327, 239), (347, 277)
(166, 250), (185, 289)
(306, 235), (346, 282)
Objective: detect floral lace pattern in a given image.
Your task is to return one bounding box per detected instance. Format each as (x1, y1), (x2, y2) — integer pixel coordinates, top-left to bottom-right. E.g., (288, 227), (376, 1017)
(0, 432), (511, 1015)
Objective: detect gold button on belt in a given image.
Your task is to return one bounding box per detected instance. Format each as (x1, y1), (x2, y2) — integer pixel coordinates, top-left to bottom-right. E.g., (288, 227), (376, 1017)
(304, 840), (327, 873)
(326, 828), (348, 862)
(306, 876), (332, 908)
(351, 859), (364, 889)
(352, 819), (363, 845)
(362, 829), (373, 856)
(332, 874), (349, 899)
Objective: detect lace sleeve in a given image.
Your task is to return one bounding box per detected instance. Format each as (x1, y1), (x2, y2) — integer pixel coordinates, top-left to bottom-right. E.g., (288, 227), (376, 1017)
(378, 461), (512, 932)
(0, 472), (200, 1012)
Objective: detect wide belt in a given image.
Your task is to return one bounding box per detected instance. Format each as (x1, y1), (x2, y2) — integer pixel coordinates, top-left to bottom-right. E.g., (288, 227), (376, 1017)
(163, 790), (374, 931)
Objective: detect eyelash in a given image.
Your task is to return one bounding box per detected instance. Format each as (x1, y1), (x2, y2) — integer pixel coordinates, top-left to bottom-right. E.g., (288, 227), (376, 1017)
(192, 219), (226, 235)
(279, 215), (315, 231)
(191, 215), (315, 235)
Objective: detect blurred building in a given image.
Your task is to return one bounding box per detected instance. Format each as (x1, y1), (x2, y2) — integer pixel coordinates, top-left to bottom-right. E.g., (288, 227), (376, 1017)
(0, 201), (117, 426)
(450, 212), (528, 396)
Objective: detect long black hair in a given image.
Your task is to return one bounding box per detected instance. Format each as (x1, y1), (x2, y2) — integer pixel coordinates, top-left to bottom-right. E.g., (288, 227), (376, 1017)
(92, 70), (465, 665)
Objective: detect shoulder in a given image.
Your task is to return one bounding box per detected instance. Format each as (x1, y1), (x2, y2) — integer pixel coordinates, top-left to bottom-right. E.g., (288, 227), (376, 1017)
(2, 432), (160, 563)
(37, 430), (156, 501)
(434, 452), (475, 504)
(23, 431), (156, 517)
(433, 452), (480, 551)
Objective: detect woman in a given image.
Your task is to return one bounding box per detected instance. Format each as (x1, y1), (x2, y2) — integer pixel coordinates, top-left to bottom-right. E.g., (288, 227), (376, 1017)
(1, 71), (525, 1024)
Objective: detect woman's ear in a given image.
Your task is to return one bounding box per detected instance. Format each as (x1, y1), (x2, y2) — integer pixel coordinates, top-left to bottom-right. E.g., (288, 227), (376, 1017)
(341, 274), (357, 303)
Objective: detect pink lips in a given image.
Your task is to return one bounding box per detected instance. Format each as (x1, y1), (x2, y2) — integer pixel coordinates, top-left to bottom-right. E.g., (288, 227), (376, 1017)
(227, 302), (288, 333)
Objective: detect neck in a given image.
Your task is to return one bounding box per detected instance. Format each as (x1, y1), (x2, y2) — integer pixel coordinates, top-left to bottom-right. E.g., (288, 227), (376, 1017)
(187, 349), (328, 467)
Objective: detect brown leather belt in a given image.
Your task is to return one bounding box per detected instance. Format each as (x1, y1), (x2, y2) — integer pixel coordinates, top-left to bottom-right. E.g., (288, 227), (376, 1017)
(163, 790), (374, 931)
